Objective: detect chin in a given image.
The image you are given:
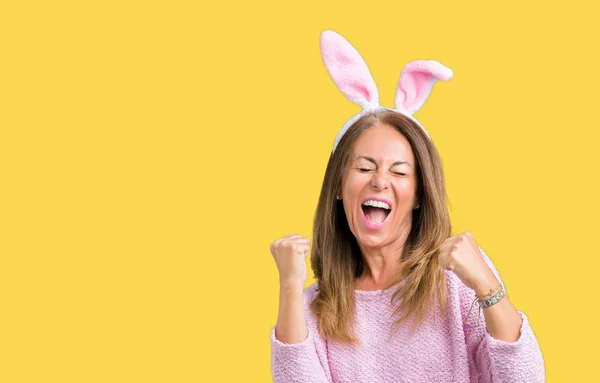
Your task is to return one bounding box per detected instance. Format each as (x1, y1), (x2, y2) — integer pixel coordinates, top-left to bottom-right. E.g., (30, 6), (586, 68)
(355, 233), (388, 249)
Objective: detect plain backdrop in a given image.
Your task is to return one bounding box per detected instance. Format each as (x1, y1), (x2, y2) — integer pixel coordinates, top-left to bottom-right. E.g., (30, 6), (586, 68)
(1, 0), (598, 381)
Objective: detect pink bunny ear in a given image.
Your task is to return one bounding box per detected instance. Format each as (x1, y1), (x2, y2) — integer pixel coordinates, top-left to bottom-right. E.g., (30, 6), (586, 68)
(320, 30), (379, 109)
(394, 60), (453, 115)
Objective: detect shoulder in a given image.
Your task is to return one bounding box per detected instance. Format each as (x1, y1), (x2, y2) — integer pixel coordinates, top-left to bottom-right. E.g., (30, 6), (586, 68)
(302, 282), (320, 303)
(301, 282), (321, 324)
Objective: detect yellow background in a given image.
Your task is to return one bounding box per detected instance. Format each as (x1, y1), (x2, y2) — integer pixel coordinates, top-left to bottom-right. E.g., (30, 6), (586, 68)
(1, 0), (597, 381)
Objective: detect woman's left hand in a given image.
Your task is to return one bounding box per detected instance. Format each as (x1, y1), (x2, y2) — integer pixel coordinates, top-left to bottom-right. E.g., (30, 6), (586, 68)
(438, 232), (500, 297)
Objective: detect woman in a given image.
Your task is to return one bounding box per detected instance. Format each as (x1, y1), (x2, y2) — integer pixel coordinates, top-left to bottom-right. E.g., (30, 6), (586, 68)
(269, 30), (545, 382)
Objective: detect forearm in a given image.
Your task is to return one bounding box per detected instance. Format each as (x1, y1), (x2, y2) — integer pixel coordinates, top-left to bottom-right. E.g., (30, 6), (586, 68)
(475, 277), (523, 342)
(275, 282), (308, 344)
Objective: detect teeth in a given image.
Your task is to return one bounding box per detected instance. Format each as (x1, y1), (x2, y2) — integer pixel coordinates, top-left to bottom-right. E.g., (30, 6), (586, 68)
(362, 200), (391, 210)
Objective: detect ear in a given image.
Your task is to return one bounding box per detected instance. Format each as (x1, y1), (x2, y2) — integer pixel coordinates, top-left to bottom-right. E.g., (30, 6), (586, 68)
(320, 30), (379, 109)
(394, 60), (452, 115)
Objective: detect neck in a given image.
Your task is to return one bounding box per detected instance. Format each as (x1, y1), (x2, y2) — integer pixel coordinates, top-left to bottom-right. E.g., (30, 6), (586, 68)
(356, 227), (410, 291)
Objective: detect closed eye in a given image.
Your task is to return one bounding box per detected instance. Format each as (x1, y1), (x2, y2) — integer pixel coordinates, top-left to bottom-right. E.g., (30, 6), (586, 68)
(358, 168), (406, 176)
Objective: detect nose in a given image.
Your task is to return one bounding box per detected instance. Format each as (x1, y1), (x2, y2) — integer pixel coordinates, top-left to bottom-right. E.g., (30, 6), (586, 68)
(371, 170), (390, 190)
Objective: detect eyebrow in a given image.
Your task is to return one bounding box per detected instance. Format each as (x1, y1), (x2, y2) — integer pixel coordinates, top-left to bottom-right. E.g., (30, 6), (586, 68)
(356, 156), (413, 168)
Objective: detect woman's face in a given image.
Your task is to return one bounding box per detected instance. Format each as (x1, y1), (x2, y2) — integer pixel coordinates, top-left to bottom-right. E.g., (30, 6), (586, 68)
(340, 123), (418, 250)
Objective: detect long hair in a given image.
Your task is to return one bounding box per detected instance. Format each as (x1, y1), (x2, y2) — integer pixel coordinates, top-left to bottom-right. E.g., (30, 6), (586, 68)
(309, 109), (452, 345)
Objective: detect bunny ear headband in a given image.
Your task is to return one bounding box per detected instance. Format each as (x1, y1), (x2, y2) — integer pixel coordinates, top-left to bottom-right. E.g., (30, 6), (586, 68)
(320, 29), (453, 153)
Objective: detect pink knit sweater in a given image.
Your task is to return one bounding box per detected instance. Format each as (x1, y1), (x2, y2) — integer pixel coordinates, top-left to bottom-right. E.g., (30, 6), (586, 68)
(270, 248), (545, 382)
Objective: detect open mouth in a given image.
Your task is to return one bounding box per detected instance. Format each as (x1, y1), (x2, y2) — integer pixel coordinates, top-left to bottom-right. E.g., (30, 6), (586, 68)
(360, 199), (393, 229)
(361, 205), (391, 224)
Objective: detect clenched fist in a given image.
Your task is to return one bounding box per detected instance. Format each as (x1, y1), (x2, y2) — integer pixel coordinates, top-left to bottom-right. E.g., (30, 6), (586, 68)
(270, 233), (311, 287)
(437, 232), (500, 297)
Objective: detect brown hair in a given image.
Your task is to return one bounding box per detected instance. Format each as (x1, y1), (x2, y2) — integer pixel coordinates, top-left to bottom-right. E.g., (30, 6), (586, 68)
(309, 108), (452, 345)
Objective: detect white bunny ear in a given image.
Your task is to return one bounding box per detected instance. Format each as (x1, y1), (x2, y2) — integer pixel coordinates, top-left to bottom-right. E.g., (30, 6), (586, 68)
(394, 60), (453, 115)
(320, 30), (379, 109)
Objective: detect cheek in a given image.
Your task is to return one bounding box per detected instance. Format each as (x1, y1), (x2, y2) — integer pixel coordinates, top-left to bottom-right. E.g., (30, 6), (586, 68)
(343, 175), (369, 196)
(393, 179), (417, 198)
(341, 178), (365, 225)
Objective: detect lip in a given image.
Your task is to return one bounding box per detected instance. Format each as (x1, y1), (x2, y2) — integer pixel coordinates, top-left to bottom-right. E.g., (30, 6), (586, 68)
(361, 196), (393, 209)
(360, 197), (393, 230)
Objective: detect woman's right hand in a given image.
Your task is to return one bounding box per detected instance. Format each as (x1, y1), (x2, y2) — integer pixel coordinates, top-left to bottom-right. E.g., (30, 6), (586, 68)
(270, 233), (311, 287)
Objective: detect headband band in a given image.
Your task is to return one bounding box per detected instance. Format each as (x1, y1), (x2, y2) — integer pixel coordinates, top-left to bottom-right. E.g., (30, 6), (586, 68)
(319, 30), (453, 153)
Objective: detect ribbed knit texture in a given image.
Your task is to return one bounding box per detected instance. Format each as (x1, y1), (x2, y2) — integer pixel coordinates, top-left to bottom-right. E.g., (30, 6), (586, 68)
(270, 248), (545, 382)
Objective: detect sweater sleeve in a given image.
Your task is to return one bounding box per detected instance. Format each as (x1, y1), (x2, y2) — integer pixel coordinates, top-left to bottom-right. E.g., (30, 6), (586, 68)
(462, 246), (546, 383)
(270, 283), (332, 383)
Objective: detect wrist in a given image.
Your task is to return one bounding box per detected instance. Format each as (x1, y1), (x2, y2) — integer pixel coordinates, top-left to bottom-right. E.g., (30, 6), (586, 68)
(279, 279), (305, 292)
(474, 277), (501, 298)
(478, 286), (507, 308)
